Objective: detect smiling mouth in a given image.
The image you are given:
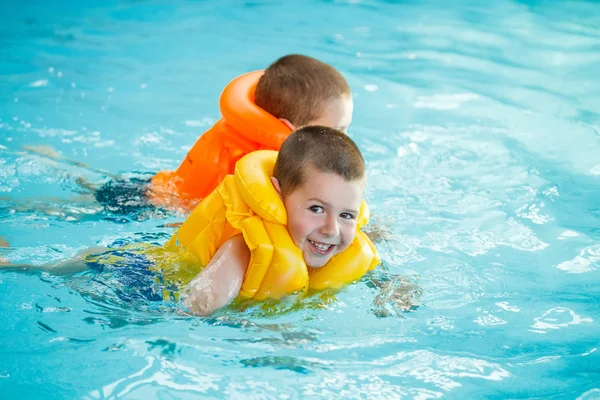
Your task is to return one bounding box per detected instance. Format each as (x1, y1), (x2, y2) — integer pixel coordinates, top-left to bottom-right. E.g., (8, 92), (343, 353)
(308, 240), (336, 255)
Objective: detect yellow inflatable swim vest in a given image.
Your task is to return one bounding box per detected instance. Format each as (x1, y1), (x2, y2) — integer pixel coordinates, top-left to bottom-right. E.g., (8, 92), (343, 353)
(163, 150), (380, 300)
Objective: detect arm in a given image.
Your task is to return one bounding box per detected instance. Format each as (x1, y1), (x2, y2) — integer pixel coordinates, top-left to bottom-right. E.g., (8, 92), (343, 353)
(0, 246), (108, 275)
(181, 234), (250, 316)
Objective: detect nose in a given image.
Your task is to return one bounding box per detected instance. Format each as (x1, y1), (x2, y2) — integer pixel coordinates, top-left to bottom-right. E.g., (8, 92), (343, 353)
(320, 214), (339, 238)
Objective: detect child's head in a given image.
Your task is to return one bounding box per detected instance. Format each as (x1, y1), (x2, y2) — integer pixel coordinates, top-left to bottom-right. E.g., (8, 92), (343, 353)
(255, 54), (353, 133)
(271, 126), (365, 268)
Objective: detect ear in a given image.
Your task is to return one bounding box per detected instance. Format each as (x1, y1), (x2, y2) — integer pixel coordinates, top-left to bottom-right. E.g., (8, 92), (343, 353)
(270, 176), (284, 200)
(278, 118), (295, 131)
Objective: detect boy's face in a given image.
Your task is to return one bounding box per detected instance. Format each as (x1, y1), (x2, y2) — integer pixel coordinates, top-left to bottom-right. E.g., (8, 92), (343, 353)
(274, 166), (364, 268)
(306, 94), (353, 133)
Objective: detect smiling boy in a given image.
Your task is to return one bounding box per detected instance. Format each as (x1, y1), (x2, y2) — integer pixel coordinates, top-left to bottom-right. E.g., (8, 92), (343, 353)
(2, 126), (378, 315)
(171, 125), (379, 315)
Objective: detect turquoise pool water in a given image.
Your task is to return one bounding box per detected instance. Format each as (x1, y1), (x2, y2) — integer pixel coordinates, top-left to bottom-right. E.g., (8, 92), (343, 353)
(1, 0), (599, 398)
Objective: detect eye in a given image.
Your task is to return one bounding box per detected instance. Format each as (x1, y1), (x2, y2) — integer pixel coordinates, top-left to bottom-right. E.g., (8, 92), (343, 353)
(309, 205), (324, 213)
(340, 212), (356, 220)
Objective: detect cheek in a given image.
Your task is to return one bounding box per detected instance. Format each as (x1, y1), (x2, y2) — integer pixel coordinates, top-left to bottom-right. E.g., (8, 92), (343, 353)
(341, 224), (357, 245)
(287, 214), (310, 245)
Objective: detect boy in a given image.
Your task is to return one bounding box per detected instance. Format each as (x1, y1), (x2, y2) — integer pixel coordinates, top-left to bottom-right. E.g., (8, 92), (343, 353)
(147, 54), (353, 210)
(164, 125), (379, 316)
(2, 126), (379, 317)
(10, 55), (353, 220)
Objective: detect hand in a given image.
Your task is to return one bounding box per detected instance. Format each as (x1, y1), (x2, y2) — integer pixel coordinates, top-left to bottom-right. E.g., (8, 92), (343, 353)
(371, 274), (421, 318)
(363, 221), (395, 243)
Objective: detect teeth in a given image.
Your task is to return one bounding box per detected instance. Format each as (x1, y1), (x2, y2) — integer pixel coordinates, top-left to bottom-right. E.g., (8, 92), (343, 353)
(310, 240), (332, 251)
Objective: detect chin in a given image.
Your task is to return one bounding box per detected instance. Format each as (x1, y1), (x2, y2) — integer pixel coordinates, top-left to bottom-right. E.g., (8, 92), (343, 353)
(305, 256), (330, 269)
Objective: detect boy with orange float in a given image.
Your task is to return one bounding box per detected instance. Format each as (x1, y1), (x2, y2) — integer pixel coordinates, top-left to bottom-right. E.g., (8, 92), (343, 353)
(144, 54), (353, 211)
(12, 54), (353, 220)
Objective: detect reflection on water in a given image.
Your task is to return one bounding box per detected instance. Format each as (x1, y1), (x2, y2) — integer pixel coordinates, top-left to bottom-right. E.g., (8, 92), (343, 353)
(531, 307), (594, 333)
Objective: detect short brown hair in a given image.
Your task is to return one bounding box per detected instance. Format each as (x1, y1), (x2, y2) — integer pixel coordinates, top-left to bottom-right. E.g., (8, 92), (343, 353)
(273, 125), (365, 196)
(255, 54), (350, 127)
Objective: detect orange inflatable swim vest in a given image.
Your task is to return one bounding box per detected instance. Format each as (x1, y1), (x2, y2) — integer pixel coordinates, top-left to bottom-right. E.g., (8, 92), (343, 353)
(148, 71), (292, 209)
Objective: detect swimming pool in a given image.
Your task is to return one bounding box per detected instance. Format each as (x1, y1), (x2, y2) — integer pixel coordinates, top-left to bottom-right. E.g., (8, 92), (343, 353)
(1, 0), (599, 398)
